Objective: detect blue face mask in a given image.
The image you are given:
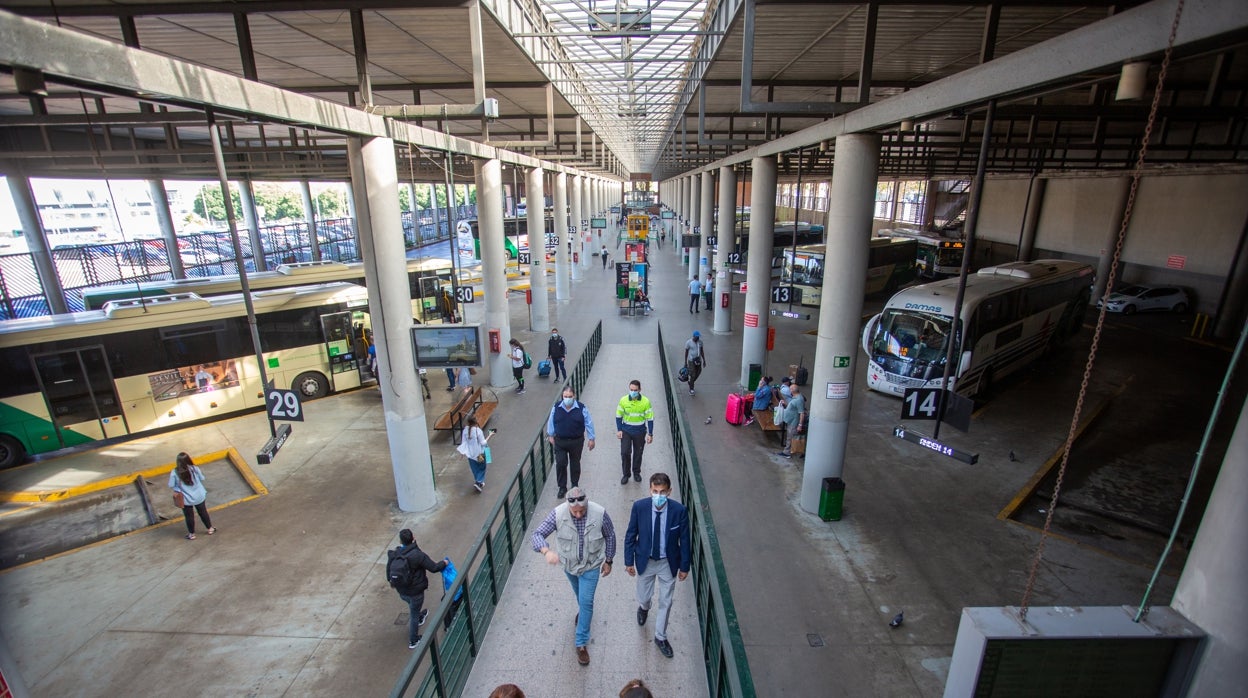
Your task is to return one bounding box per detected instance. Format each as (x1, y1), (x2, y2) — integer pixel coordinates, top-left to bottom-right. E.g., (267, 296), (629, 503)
(562, 397), (575, 408)
(652, 493), (668, 509)
(629, 390), (640, 399)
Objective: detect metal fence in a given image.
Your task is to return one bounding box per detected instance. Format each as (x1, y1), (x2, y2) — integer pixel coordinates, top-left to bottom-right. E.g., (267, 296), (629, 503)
(389, 321), (603, 698)
(389, 322), (755, 698)
(0, 205), (478, 320)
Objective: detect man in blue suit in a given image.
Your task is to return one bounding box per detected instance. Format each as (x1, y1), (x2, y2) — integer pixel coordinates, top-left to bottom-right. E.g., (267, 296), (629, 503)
(624, 472), (691, 658)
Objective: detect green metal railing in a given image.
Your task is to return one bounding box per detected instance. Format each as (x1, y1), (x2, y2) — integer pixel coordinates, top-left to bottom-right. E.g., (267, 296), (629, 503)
(390, 321), (602, 698)
(657, 323), (756, 697)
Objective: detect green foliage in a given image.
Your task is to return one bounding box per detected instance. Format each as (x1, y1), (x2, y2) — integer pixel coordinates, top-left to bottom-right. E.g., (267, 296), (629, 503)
(192, 185), (242, 223)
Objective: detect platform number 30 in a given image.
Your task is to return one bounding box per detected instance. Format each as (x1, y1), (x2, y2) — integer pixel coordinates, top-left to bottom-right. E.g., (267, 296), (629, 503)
(267, 388), (305, 422)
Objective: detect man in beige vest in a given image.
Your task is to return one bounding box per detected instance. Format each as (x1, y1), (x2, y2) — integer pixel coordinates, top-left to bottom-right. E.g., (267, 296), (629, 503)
(531, 486), (618, 666)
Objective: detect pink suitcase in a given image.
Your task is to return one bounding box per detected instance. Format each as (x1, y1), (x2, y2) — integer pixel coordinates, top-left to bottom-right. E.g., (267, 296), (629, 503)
(725, 392), (747, 426)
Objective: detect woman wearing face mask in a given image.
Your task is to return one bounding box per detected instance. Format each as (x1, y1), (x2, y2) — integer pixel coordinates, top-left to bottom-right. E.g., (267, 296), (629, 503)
(547, 328), (568, 382)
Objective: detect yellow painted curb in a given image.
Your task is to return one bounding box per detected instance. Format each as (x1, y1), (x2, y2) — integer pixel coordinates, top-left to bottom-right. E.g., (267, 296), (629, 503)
(0, 449), (264, 503)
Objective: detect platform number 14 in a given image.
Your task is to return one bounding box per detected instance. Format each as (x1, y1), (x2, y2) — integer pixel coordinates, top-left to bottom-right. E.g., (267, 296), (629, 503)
(901, 387), (942, 421)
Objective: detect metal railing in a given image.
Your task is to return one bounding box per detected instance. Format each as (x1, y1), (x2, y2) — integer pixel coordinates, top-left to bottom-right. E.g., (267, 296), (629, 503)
(656, 323), (756, 698)
(390, 321), (602, 698)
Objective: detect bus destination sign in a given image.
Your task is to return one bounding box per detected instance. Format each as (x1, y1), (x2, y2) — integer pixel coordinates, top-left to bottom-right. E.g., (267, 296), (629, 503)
(892, 425), (978, 464)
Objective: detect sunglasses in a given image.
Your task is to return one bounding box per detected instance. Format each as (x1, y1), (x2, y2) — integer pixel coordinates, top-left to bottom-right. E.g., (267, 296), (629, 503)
(566, 495), (587, 503)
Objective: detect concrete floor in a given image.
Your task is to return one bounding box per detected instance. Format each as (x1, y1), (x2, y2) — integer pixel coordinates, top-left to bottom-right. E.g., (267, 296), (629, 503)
(0, 236), (1222, 697)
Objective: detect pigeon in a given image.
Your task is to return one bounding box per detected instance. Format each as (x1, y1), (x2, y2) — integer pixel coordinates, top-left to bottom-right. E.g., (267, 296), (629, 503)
(889, 612), (904, 628)
(705, 416), (713, 425)
(1008, 450), (1017, 462)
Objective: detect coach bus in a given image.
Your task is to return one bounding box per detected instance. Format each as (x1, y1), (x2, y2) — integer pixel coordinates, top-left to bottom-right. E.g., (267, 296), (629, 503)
(774, 238), (919, 306)
(0, 282), (371, 469)
(81, 258), (457, 324)
(877, 228), (966, 279)
(860, 259), (1093, 399)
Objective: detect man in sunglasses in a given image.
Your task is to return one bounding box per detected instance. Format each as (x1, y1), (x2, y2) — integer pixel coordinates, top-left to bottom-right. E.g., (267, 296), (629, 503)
(531, 487), (617, 667)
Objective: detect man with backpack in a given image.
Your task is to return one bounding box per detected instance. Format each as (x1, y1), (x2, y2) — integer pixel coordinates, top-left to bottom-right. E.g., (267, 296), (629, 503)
(386, 528), (448, 649)
(683, 331), (706, 396)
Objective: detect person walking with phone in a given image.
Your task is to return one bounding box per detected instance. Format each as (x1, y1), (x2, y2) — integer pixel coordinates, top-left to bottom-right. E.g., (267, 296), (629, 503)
(509, 338), (527, 394)
(456, 415), (496, 493)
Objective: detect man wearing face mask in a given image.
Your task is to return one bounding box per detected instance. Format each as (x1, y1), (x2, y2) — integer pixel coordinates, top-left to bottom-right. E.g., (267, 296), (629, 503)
(546, 386), (597, 499)
(531, 487), (617, 666)
(547, 328), (568, 383)
(615, 379), (654, 485)
(624, 472), (691, 659)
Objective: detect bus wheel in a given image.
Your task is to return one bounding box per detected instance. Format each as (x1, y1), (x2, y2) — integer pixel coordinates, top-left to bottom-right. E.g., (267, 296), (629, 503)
(0, 435), (26, 470)
(293, 371), (330, 400)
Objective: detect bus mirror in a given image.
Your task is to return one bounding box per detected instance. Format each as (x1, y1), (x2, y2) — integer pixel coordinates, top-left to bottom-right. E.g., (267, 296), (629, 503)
(861, 314), (880, 355)
(959, 351), (972, 374)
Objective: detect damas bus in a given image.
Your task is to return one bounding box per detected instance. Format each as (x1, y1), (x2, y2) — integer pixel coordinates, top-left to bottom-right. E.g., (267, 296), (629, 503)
(775, 238), (919, 306)
(0, 282), (370, 468)
(860, 260), (1092, 399)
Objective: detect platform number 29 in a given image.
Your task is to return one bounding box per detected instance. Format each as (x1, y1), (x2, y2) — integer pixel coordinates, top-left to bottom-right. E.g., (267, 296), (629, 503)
(267, 388), (305, 422)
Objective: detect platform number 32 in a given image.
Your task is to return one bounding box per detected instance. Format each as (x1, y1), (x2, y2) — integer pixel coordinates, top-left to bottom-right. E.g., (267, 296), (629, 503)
(267, 388), (305, 422)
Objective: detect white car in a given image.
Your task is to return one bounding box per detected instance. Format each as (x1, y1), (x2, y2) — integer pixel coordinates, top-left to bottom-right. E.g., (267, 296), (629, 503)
(1096, 284), (1190, 314)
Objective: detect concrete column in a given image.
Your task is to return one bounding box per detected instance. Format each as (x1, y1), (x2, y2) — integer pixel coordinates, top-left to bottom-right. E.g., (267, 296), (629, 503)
(1093, 177), (1132, 304)
(7, 174), (67, 314)
(681, 177), (691, 266)
(570, 176), (584, 280)
(236, 179), (267, 272)
(1215, 218), (1248, 339)
(403, 183), (417, 245)
(528, 166), (550, 332)
(428, 183), (441, 243)
(554, 172), (570, 300)
(799, 134), (880, 515)
(740, 156), (777, 386)
(1172, 394), (1248, 695)
(300, 180), (322, 261)
(349, 137), (434, 512)
(700, 169), (715, 282)
(476, 159), (512, 388)
(713, 165), (737, 335)
(1017, 176), (1046, 262)
(580, 176), (592, 269)
(689, 173), (702, 281)
(149, 179), (184, 280)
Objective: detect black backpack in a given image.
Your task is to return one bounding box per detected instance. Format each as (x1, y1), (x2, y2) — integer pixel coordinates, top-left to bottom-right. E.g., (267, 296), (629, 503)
(386, 548), (416, 589)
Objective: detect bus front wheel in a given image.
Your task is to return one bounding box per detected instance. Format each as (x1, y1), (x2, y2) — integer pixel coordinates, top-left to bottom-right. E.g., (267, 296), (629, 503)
(0, 435), (26, 470)
(293, 371), (330, 400)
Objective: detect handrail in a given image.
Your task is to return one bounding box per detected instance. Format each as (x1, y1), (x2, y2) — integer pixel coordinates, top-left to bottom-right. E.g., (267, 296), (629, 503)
(657, 322), (756, 697)
(390, 321), (602, 698)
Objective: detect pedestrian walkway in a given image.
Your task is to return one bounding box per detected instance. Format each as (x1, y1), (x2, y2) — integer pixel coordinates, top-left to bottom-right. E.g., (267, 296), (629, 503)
(460, 344), (707, 696)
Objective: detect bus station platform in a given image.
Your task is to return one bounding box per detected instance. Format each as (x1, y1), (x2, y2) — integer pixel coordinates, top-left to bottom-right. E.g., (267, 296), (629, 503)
(0, 238), (1193, 696)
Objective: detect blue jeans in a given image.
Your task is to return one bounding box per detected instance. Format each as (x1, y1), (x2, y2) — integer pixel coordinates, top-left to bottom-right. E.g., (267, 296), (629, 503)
(467, 456), (486, 484)
(564, 567), (601, 647)
(445, 368), (456, 388)
(399, 591), (425, 645)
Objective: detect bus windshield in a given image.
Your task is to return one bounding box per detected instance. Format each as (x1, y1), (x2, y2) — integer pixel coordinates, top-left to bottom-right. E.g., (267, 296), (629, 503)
(869, 309), (953, 376)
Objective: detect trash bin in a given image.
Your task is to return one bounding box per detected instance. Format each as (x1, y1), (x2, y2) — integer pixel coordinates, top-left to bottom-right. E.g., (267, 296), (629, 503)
(819, 477), (845, 522)
(747, 363), (762, 391)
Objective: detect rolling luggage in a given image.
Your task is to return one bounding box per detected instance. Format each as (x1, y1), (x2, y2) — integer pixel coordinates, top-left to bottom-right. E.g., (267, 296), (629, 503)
(537, 359), (552, 377)
(725, 392), (747, 426)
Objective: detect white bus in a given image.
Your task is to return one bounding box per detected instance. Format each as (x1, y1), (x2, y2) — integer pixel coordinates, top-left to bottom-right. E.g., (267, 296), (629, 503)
(877, 228), (966, 279)
(81, 258), (459, 324)
(861, 259), (1093, 399)
(774, 238), (919, 306)
(0, 282), (370, 468)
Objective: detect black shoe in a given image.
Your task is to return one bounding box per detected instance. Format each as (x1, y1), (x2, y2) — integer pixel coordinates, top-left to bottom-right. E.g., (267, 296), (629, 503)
(409, 635), (422, 649)
(417, 609), (428, 626)
(777, 451), (792, 459)
(655, 638), (674, 658)
(620, 475), (630, 485)
(637, 607), (648, 626)
(633, 473), (642, 483)
(556, 488), (567, 499)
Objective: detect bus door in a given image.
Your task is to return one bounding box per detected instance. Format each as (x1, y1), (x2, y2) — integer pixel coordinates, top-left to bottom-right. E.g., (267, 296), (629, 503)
(320, 311), (362, 391)
(32, 346), (127, 445)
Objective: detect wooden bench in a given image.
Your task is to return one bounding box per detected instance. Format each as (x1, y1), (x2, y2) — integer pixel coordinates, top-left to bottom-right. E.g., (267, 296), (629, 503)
(753, 393), (784, 433)
(433, 386), (498, 443)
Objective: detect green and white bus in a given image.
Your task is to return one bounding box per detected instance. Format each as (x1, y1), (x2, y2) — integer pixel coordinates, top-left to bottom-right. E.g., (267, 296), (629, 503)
(0, 282), (370, 468)
(861, 259), (1093, 399)
(774, 238), (919, 306)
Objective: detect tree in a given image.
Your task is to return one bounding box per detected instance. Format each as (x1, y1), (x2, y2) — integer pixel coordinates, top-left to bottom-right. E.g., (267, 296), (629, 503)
(193, 184), (242, 224)
(315, 188), (347, 218)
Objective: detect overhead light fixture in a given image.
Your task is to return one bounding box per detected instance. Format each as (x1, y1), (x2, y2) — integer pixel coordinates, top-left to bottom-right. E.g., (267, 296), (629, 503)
(900, 119), (914, 132)
(14, 67), (48, 97)
(1115, 61), (1149, 101)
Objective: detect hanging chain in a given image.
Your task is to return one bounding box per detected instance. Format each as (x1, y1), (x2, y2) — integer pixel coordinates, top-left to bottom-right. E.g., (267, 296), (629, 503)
(1018, 0), (1185, 621)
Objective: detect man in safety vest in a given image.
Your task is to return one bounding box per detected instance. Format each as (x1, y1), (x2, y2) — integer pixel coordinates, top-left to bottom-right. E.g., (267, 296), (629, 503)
(615, 379), (655, 485)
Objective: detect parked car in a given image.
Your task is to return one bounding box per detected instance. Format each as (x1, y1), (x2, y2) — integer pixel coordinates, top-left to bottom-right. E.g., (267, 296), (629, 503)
(1096, 284), (1190, 314)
